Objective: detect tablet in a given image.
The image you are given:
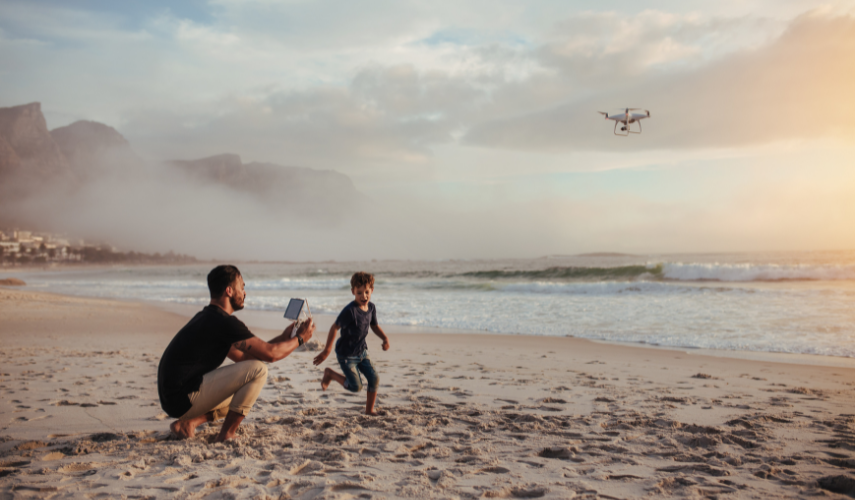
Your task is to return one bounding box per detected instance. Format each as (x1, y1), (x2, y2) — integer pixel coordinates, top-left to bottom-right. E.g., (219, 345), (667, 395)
(284, 298), (312, 338)
(284, 298), (306, 320)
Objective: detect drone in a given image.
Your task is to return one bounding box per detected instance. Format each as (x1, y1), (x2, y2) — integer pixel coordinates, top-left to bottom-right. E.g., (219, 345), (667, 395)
(598, 108), (650, 136)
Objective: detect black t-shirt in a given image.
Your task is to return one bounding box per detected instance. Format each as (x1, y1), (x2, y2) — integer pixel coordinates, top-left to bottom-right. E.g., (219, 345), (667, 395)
(157, 305), (255, 417)
(335, 301), (378, 358)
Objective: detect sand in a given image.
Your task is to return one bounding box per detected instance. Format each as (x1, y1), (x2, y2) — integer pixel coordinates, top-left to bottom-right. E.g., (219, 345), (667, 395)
(2, 287), (855, 499)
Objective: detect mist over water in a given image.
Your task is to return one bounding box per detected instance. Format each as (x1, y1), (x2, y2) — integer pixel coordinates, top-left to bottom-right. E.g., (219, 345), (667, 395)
(2, 153), (410, 261)
(11, 250), (855, 358)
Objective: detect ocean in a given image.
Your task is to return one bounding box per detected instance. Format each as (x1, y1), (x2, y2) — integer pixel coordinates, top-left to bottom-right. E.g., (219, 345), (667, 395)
(7, 250), (855, 359)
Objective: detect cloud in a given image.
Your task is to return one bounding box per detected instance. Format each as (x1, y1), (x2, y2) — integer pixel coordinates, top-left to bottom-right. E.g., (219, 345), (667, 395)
(465, 11), (855, 151)
(3, 1), (823, 166)
(538, 10), (774, 83)
(121, 82), (453, 167)
(115, 9), (836, 168)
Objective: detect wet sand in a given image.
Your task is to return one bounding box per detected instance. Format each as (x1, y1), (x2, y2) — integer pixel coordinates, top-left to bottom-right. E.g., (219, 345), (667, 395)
(2, 287), (855, 498)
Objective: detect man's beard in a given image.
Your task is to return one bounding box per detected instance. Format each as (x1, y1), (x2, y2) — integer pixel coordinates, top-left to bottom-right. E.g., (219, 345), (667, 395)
(230, 295), (245, 311)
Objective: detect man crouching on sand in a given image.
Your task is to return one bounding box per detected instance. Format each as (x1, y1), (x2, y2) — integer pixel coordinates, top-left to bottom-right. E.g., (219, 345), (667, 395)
(157, 265), (315, 442)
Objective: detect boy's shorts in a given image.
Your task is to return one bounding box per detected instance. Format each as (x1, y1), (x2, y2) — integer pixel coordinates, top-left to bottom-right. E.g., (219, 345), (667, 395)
(337, 349), (379, 393)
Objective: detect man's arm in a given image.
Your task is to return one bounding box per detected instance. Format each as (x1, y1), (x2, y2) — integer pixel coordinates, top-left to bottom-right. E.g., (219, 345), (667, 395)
(227, 346), (260, 362)
(312, 323), (340, 366)
(371, 324), (390, 351)
(231, 319), (315, 363)
(228, 322), (295, 362)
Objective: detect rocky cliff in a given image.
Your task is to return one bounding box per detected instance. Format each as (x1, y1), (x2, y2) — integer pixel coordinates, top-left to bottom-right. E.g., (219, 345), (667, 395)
(0, 102), (366, 228)
(51, 120), (141, 179)
(170, 154), (365, 218)
(171, 154), (359, 195)
(0, 103), (71, 183)
(0, 135), (21, 176)
(170, 153), (245, 183)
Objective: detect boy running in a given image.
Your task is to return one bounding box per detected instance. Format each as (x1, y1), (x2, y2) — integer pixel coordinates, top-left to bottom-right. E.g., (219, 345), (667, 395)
(313, 272), (390, 415)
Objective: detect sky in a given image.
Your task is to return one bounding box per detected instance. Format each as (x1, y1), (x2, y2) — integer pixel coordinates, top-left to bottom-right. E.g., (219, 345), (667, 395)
(1, 0), (854, 260)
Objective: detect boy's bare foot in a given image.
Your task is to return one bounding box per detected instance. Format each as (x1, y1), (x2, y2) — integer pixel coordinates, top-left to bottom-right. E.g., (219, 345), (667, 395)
(365, 391), (379, 416)
(321, 368), (333, 391)
(170, 419), (195, 439)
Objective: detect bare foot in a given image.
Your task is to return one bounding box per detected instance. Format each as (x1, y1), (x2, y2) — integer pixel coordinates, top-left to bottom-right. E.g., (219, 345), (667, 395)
(170, 420), (195, 439)
(214, 411), (245, 443)
(321, 368), (333, 391)
(365, 410), (380, 416)
(214, 430), (239, 443)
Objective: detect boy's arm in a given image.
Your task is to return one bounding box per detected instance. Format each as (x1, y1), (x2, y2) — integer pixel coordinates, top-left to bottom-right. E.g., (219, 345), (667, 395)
(370, 324), (390, 351)
(313, 323), (340, 366)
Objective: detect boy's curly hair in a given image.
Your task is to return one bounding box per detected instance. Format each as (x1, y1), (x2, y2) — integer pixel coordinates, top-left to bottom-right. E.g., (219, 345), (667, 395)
(350, 271), (375, 289)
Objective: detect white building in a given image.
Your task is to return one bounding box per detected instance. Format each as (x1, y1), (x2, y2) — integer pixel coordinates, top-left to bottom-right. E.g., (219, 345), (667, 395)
(0, 241), (21, 254)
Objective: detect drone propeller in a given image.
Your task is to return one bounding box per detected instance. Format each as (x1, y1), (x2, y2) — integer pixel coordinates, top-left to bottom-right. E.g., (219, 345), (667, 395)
(598, 109), (650, 118)
(627, 108), (650, 117)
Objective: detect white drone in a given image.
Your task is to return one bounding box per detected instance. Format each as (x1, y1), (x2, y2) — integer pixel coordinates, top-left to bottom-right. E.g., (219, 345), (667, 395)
(598, 108), (651, 136)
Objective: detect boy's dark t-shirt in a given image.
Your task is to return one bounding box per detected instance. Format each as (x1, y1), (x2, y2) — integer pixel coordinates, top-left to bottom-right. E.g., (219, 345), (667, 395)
(335, 301), (377, 357)
(157, 305), (255, 418)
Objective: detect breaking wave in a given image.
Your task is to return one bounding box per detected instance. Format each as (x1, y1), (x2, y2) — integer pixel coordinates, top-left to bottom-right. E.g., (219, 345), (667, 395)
(661, 263), (855, 282)
(458, 264), (663, 281)
(453, 262), (855, 283)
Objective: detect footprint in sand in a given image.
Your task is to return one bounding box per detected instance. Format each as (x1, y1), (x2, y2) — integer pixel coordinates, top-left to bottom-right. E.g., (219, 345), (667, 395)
(14, 441), (47, 451)
(330, 482), (371, 492)
(14, 415), (50, 422)
(289, 460), (325, 475)
(540, 397), (567, 404)
(479, 466), (511, 474)
(57, 463), (98, 474)
(0, 459), (31, 474)
(538, 447), (580, 460)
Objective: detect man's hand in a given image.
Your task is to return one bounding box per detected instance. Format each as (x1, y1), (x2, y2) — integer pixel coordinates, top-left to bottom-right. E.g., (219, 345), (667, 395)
(313, 349), (330, 366)
(382, 339), (390, 351)
(296, 318), (315, 342)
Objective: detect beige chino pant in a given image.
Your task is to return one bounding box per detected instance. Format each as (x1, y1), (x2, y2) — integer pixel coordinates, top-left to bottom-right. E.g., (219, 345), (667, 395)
(179, 360), (268, 421)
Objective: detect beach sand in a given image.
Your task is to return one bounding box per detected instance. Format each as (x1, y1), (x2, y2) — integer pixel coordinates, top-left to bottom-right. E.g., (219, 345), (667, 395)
(2, 287), (855, 499)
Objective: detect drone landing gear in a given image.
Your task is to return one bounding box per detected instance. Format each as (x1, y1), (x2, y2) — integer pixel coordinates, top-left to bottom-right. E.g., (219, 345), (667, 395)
(613, 120), (642, 136)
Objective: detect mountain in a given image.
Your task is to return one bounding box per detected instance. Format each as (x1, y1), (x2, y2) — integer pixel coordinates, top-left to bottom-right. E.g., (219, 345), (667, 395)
(0, 102), (72, 185)
(171, 153), (361, 198)
(51, 120), (141, 179)
(0, 102), (366, 228)
(0, 135), (20, 175)
(169, 153), (366, 219)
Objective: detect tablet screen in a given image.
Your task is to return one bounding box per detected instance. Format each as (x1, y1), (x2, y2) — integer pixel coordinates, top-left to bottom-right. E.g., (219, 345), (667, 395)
(283, 298), (305, 320)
